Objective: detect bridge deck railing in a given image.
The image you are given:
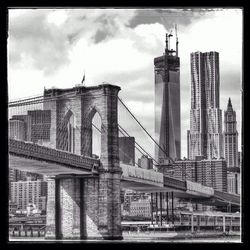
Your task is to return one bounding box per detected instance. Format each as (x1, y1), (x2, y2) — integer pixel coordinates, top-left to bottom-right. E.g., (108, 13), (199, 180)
(9, 139), (100, 171)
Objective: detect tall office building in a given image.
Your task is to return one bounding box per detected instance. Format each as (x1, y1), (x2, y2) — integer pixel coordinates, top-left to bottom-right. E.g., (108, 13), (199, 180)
(227, 171), (240, 194)
(197, 159), (227, 192)
(119, 137), (135, 165)
(154, 32), (181, 162)
(11, 115), (32, 141)
(238, 152), (242, 169)
(9, 112), (48, 184)
(8, 119), (27, 190)
(10, 180), (47, 211)
(27, 110), (51, 143)
(224, 98), (239, 169)
(160, 160), (197, 182)
(159, 158), (227, 192)
(11, 110), (51, 143)
(188, 51), (224, 160)
(8, 119), (26, 141)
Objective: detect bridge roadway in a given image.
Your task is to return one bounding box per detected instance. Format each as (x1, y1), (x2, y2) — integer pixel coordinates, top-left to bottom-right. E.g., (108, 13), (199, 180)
(9, 139), (240, 207)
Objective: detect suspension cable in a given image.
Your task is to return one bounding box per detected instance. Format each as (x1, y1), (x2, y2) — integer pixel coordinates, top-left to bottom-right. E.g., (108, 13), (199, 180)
(9, 93), (169, 164)
(92, 123), (147, 166)
(118, 97), (173, 162)
(8, 91), (110, 108)
(118, 126), (149, 166)
(92, 123), (101, 133)
(118, 124), (159, 165)
(92, 123), (140, 167)
(92, 121), (154, 167)
(9, 94), (44, 104)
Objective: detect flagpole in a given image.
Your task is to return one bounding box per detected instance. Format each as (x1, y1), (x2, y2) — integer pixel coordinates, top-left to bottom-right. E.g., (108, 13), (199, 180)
(81, 72), (85, 86)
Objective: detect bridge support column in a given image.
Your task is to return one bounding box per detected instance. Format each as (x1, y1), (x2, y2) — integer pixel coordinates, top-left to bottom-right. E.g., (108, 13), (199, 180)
(230, 216), (233, 231)
(197, 215), (200, 231)
(223, 215), (226, 234)
(81, 178), (100, 239)
(166, 192), (169, 223)
(45, 176), (57, 239)
(171, 192), (174, 224)
(160, 193), (163, 226)
(150, 193), (153, 225)
(46, 176), (82, 240)
(191, 214), (194, 233)
(59, 178), (82, 239)
(155, 193), (158, 225)
(98, 170), (123, 240)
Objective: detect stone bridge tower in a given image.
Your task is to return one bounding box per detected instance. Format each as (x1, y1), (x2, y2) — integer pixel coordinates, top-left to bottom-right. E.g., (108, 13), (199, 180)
(43, 84), (122, 240)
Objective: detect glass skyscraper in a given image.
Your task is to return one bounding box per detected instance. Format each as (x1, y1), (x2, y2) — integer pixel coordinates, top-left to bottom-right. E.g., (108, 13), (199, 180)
(154, 33), (180, 162)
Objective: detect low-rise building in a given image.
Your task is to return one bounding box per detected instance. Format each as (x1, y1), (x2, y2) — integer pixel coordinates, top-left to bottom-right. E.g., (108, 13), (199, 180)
(138, 155), (153, 170)
(123, 190), (150, 213)
(9, 201), (18, 215)
(130, 200), (151, 218)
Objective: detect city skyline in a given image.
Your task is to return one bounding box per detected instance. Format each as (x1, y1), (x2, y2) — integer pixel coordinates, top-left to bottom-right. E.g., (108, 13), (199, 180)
(8, 8), (243, 158)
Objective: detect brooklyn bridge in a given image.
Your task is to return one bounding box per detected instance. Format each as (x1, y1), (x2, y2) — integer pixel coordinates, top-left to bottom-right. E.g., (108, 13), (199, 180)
(8, 83), (240, 240)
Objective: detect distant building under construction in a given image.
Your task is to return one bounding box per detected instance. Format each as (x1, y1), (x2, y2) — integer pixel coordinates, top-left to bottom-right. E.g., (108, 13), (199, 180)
(154, 29), (181, 163)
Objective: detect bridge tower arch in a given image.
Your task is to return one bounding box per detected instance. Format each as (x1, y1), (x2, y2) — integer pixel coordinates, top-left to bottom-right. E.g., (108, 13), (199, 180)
(44, 84), (123, 240)
(56, 108), (76, 153)
(91, 110), (102, 158)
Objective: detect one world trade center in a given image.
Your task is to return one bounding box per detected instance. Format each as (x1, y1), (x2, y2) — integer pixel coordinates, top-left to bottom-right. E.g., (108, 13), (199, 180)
(154, 30), (181, 163)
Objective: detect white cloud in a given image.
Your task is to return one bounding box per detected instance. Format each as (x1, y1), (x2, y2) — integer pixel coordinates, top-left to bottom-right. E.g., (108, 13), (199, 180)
(8, 67), (45, 100)
(47, 10), (68, 26)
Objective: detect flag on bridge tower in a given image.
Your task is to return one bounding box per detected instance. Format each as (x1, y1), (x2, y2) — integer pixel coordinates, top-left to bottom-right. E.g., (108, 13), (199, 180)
(81, 72), (85, 85)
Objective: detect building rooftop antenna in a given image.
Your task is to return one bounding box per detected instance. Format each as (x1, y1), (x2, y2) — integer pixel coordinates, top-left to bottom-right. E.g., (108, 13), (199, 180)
(168, 30), (173, 52)
(175, 24), (179, 57)
(168, 29), (176, 55)
(165, 33), (168, 55)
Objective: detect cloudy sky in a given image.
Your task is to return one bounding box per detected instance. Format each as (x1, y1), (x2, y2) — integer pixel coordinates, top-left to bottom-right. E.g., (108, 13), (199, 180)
(8, 8), (243, 159)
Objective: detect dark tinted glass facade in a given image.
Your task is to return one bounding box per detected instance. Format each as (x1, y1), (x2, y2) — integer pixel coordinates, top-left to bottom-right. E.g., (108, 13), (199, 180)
(154, 51), (180, 162)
